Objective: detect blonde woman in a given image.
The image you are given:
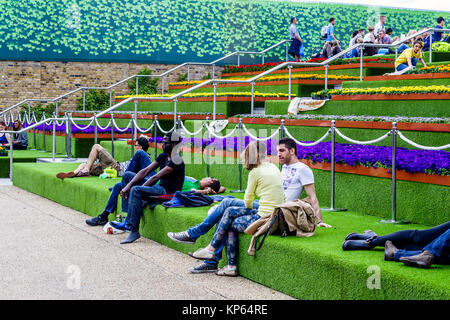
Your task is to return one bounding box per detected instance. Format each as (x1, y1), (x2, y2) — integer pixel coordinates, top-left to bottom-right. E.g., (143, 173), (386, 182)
(190, 140), (285, 276)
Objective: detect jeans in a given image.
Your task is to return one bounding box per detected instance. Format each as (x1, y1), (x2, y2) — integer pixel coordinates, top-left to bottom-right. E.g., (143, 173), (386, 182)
(210, 207), (261, 266)
(126, 150), (155, 177)
(103, 150), (155, 214)
(396, 43), (409, 54)
(371, 221), (450, 251)
(186, 198), (259, 266)
(125, 184), (167, 232)
(396, 57), (417, 71)
(394, 229), (450, 264)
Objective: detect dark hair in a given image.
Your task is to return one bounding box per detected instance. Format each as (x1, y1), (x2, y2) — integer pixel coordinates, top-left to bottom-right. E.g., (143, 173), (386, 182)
(164, 131), (182, 145)
(413, 40), (424, 47)
(291, 17), (296, 23)
(359, 29), (365, 33)
(329, 17), (335, 23)
(209, 178), (221, 193)
(386, 27), (393, 34)
(278, 138), (297, 154)
(437, 17), (445, 24)
(0, 121), (6, 127)
(352, 30), (359, 38)
(136, 136), (149, 151)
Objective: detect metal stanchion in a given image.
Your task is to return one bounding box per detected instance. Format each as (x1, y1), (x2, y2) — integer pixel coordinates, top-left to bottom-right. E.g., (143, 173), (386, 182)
(110, 113), (115, 158)
(261, 53), (265, 64)
(173, 98), (178, 127)
(52, 113), (56, 161)
(67, 113), (73, 159)
(64, 112), (68, 157)
(285, 42), (289, 62)
(429, 32), (433, 64)
(321, 121), (347, 212)
(82, 88), (86, 112)
(230, 118), (244, 193)
(205, 117), (210, 177)
(380, 122), (410, 224)
(109, 88), (112, 108)
(31, 112), (37, 150)
(9, 140), (13, 181)
(94, 113), (98, 145)
(154, 115), (158, 160)
(250, 82), (255, 115)
(324, 65), (329, 90)
(213, 82), (217, 121)
(288, 65), (292, 100)
(136, 77), (139, 95)
(161, 76), (165, 94)
(41, 113), (47, 152)
(280, 119), (285, 138)
(359, 47), (364, 81)
(187, 64), (190, 82)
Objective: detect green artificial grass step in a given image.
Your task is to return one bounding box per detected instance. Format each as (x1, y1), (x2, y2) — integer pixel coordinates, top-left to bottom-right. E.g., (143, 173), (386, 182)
(12, 161), (450, 299)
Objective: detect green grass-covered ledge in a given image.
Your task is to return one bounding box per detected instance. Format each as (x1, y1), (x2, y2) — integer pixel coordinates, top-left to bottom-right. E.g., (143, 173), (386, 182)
(265, 99), (449, 118)
(0, 149), (65, 178)
(11, 162), (450, 300)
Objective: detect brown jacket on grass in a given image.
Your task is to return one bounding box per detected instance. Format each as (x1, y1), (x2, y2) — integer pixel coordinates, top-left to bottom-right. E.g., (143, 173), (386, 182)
(244, 199), (316, 256)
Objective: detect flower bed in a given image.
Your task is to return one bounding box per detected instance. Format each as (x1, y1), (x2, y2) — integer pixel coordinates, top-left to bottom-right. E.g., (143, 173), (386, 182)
(407, 64), (450, 74)
(312, 85), (450, 99)
(115, 92), (293, 100)
(174, 137), (449, 177)
(221, 57), (393, 74)
(0, 146), (8, 157)
(168, 73), (359, 87)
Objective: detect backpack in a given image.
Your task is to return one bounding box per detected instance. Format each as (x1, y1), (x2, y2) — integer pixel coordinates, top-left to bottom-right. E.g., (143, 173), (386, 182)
(320, 25), (328, 40)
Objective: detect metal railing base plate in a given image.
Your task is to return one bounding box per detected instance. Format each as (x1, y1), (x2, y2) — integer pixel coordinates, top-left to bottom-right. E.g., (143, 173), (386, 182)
(379, 219), (411, 224)
(321, 207), (347, 212)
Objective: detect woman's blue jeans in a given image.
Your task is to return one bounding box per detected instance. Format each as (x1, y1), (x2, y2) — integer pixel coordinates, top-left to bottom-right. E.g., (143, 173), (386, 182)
(186, 197), (259, 266)
(396, 57), (417, 71)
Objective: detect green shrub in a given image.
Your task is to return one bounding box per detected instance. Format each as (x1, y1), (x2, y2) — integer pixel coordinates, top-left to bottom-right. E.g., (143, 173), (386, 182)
(128, 68), (159, 95)
(76, 89), (111, 111)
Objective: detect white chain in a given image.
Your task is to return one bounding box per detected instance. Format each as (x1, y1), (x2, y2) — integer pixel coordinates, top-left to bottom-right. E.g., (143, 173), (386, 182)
(179, 121), (205, 136)
(284, 126), (331, 146)
(111, 117), (133, 133)
(397, 131), (450, 150)
(335, 128), (391, 145)
(205, 123), (239, 139)
(241, 123), (280, 141)
(132, 118), (155, 134)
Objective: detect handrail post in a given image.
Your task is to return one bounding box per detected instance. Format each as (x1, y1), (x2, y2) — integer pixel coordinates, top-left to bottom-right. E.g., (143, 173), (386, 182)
(154, 115), (158, 160)
(136, 76), (139, 95)
(42, 112), (46, 152)
(94, 113), (98, 145)
(359, 47), (364, 81)
(67, 113), (73, 159)
(394, 47), (398, 63)
(288, 65), (292, 100)
(132, 99), (138, 158)
(173, 98), (178, 127)
(230, 118), (244, 193)
(110, 113), (115, 159)
(285, 42), (289, 62)
(187, 64), (190, 82)
(205, 117), (210, 177)
(261, 53), (265, 65)
(429, 31), (433, 64)
(161, 76), (165, 94)
(9, 138), (13, 181)
(380, 122), (409, 224)
(32, 112), (37, 150)
(212, 64), (215, 80)
(82, 88), (86, 112)
(321, 121), (347, 212)
(213, 82), (217, 121)
(250, 82), (255, 115)
(280, 119), (285, 139)
(324, 64), (329, 90)
(109, 88), (112, 109)
(52, 112), (56, 161)
(237, 53), (240, 67)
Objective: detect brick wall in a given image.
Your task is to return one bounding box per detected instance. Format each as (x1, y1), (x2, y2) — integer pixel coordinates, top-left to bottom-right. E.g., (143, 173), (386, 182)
(0, 61), (222, 112)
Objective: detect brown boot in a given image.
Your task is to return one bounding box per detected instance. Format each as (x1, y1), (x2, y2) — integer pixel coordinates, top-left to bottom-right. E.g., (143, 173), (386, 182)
(56, 172), (76, 180)
(399, 250), (434, 269)
(384, 240), (398, 261)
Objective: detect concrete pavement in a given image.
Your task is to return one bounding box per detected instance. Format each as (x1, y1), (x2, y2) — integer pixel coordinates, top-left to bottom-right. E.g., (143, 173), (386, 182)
(0, 185), (294, 300)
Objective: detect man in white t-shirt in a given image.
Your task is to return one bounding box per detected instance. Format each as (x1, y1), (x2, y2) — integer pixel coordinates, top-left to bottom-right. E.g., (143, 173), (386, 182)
(278, 137), (331, 228)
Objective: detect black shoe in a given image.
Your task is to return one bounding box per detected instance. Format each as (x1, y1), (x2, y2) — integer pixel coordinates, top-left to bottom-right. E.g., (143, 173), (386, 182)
(342, 239), (372, 251)
(86, 214), (109, 226)
(167, 231), (196, 245)
(189, 262), (218, 274)
(384, 240), (399, 261)
(345, 230), (378, 241)
(399, 250), (434, 269)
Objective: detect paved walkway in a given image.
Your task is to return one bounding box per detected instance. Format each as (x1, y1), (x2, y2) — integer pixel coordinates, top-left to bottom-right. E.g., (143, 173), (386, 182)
(0, 185), (293, 300)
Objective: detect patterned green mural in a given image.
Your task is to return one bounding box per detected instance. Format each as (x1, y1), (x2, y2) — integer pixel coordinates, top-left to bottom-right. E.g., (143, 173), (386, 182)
(0, 0), (447, 64)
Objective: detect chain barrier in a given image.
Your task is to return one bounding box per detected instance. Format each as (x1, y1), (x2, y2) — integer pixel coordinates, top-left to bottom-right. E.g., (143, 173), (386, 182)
(179, 120), (206, 136)
(94, 117), (113, 131)
(241, 123), (280, 141)
(334, 128), (392, 145)
(284, 126), (331, 147)
(132, 117), (155, 134)
(70, 117), (95, 131)
(155, 119), (176, 134)
(397, 131), (450, 150)
(111, 117), (133, 133)
(205, 123), (239, 139)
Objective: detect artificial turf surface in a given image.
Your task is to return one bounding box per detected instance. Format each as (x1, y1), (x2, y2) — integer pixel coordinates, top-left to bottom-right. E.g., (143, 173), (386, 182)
(12, 161), (450, 300)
